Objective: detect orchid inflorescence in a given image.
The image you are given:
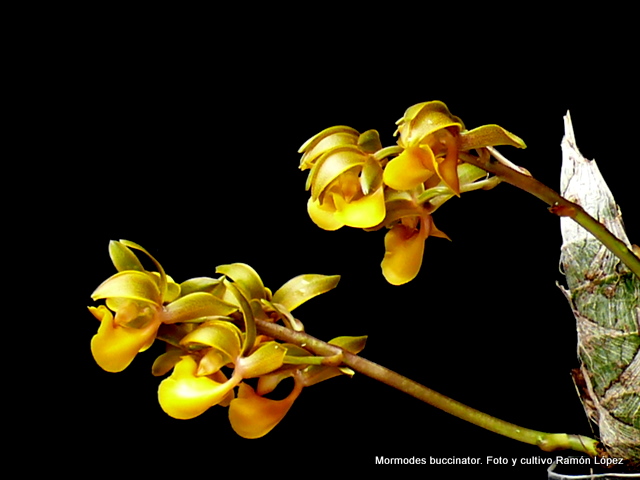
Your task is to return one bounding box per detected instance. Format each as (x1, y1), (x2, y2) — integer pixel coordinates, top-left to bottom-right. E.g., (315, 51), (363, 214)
(299, 100), (526, 285)
(89, 240), (366, 438)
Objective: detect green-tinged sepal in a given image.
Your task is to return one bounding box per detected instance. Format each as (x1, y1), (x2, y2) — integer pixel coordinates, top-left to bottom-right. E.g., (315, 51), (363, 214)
(152, 348), (183, 376)
(179, 277), (222, 296)
(180, 321), (243, 361)
(109, 240), (144, 272)
(309, 145), (368, 202)
(395, 101), (463, 147)
(237, 342), (286, 378)
(216, 263), (266, 300)
(329, 335), (368, 354)
(225, 281), (257, 357)
(118, 240), (168, 296)
(460, 124), (526, 151)
(272, 274), (340, 312)
(360, 155), (384, 196)
(358, 129), (382, 153)
(163, 292), (238, 324)
(92, 271), (162, 306)
(299, 125), (360, 170)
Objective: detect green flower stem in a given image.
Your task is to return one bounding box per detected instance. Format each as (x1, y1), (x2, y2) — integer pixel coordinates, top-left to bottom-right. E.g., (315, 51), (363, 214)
(462, 148), (640, 279)
(255, 319), (599, 456)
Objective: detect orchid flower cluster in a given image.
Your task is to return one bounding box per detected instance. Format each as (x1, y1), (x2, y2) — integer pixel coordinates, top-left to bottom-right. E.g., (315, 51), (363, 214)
(299, 101), (526, 285)
(88, 240), (365, 438)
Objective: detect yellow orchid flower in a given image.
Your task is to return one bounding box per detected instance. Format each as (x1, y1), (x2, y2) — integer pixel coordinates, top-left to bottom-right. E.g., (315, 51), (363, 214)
(89, 240), (178, 372)
(384, 101), (525, 196)
(89, 304), (162, 373)
(89, 240), (228, 372)
(158, 355), (241, 420)
(300, 127), (387, 230)
(90, 241), (357, 437)
(381, 214), (449, 285)
(157, 317), (287, 420)
(228, 377), (303, 439)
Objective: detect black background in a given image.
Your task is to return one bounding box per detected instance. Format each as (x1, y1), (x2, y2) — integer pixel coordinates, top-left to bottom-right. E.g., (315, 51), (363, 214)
(36, 12), (639, 478)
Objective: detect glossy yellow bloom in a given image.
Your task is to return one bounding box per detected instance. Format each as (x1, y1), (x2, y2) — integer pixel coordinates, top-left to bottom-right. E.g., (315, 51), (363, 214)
(90, 241), (243, 373)
(381, 214), (449, 285)
(298, 102), (525, 286)
(384, 101), (526, 196)
(89, 304), (162, 373)
(229, 378), (303, 439)
(90, 241), (356, 437)
(300, 127), (386, 230)
(307, 172), (386, 230)
(157, 318), (287, 420)
(158, 355), (241, 420)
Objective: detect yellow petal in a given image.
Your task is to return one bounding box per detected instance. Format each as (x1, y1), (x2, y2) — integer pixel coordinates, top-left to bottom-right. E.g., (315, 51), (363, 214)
(158, 356), (240, 420)
(434, 152), (460, 196)
(180, 320), (243, 360)
(91, 271), (162, 306)
(307, 197), (344, 231)
(228, 381), (302, 439)
(380, 220), (429, 285)
(298, 126), (360, 169)
(430, 129), (461, 195)
(89, 305), (161, 373)
(236, 342), (286, 378)
(162, 292), (238, 324)
(383, 147), (435, 191)
(309, 146), (366, 202)
(333, 186), (385, 228)
(397, 101), (463, 147)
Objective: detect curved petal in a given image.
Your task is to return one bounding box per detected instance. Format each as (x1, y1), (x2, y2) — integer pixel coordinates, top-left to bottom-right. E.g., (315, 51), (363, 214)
(298, 126), (360, 170)
(91, 271), (162, 306)
(383, 147), (435, 191)
(228, 381), (302, 439)
(398, 101), (463, 147)
(215, 263), (266, 301)
(89, 305), (161, 373)
(459, 124), (526, 151)
(162, 292), (238, 324)
(307, 197), (344, 231)
(271, 274), (341, 312)
(158, 356), (240, 420)
(380, 220), (430, 285)
(431, 130), (460, 195)
(109, 241), (144, 272)
(309, 146), (367, 202)
(236, 341), (286, 378)
(180, 320), (243, 360)
(329, 335), (368, 354)
(333, 186), (385, 228)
